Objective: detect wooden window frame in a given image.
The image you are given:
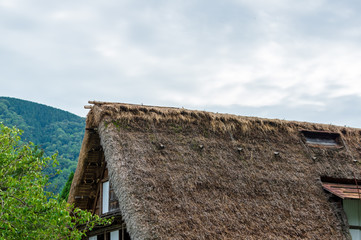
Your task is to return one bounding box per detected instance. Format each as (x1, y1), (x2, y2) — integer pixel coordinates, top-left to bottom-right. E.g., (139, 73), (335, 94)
(87, 223), (130, 240)
(100, 177), (120, 215)
(101, 178), (109, 215)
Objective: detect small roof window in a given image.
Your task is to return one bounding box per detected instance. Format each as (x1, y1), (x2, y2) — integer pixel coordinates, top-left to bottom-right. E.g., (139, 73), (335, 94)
(301, 130), (341, 147)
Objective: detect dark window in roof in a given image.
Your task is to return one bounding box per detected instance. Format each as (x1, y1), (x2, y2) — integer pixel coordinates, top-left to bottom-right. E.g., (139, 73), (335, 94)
(301, 130), (341, 147)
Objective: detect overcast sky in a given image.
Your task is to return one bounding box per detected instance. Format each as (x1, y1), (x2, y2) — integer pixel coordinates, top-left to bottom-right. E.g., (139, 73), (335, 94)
(1, 0), (361, 127)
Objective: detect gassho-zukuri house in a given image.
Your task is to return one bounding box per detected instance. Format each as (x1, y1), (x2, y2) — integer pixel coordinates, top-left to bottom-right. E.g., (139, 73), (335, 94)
(68, 101), (361, 240)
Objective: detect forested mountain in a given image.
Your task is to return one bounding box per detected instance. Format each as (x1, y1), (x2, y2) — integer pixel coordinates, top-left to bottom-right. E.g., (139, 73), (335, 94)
(0, 97), (85, 194)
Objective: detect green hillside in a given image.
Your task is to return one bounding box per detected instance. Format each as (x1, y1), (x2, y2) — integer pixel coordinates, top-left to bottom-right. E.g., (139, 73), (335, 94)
(0, 97), (85, 194)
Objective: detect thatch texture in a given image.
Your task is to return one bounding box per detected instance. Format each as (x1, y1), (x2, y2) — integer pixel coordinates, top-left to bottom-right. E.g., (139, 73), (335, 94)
(69, 102), (361, 240)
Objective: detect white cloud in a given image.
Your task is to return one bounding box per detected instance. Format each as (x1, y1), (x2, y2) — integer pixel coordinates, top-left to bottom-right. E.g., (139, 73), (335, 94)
(1, 0), (361, 127)
(50, 9), (96, 22)
(0, 0), (21, 8)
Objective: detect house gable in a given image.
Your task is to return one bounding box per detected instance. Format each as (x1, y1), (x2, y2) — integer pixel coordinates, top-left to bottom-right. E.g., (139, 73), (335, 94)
(68, 127), (130, 239)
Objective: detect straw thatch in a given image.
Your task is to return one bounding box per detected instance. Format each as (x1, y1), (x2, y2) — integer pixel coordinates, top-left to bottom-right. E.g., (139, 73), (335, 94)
(68, 102), (361, 240)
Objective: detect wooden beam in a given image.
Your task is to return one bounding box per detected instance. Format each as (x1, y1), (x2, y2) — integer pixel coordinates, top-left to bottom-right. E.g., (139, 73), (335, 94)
(88, 100), (112, 105)
(85, 128), (98, 133)
(75, 195), (90, 199)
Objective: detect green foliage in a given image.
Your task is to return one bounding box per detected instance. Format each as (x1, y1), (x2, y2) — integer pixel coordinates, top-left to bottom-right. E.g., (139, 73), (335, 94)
(0, 123), (111, 239)
(0, 97), (85, 194)
(59, 171), (74, 202)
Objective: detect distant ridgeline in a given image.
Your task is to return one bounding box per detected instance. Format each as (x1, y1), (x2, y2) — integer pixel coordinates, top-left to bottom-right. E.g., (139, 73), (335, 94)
(0, 97), (85, 194)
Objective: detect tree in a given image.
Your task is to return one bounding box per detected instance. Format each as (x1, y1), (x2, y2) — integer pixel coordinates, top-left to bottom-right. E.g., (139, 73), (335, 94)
(59, 171), (74, 202)
(0, 123), (110, 239)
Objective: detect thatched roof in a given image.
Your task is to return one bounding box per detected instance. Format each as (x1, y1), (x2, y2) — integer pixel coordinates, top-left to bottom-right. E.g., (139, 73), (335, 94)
(69, 102), (361, 240)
